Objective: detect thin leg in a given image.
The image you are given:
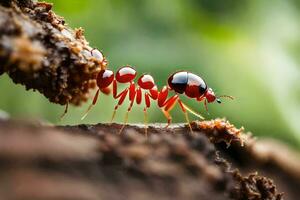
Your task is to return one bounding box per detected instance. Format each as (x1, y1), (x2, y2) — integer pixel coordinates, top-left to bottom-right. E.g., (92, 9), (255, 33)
(180, 101), (205, 120)
(161, 109), (172, 128)
(110, 88), (128, 123)
(110, 106), (118, 123)
(113, 80), (132, 99)
(143, 92), (152, 137)
(143, 107), (148, 137)
(112, 82), (135, 123)
(60, 102), (69, 120)
(157, 86), (178, 109)
(204, 99), (209, 114)
(196, 95), (209, 116)
(161, 95), (179, 127)
(81, 89), (100, 120)
(118, 111), (129, 134)
(118, 87), (136, 134)
(177, 99), (193, 133)
(164, 95), (179, 111)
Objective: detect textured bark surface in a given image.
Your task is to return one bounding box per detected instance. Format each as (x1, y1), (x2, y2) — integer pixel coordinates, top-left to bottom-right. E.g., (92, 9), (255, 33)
(0, 0), (106, 105)
(0, 118), (297, 200)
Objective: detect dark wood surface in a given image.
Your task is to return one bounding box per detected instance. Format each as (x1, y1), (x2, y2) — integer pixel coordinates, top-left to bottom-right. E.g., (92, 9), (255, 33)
(0, 118), (295, 200)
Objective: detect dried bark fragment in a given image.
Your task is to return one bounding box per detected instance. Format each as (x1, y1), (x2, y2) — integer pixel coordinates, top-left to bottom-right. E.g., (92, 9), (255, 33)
(230, 172), (283, 200)
(191, 119), (250, 146)
(0, 0), (107, 105)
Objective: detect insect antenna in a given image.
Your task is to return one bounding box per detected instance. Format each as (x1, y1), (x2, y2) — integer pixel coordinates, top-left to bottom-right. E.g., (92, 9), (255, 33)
(215, 95), (234, 104)
(218, 95), (234, 100)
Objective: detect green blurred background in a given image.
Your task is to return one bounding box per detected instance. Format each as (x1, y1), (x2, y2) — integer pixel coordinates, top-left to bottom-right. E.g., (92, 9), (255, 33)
(0, 0), (300, 148)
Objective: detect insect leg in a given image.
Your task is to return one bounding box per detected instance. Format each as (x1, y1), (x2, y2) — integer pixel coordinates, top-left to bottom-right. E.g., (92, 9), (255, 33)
(113, 79), (131, 99)
(111, 88), (128, 123)
(161, 95), (179, 128)
(142, 92), (152, 136)
(119, 85), (137, 134)
(81, 89), (100, 120)
(111, 80), (135, 124)
(157, 86), (169, 107)
(135, 86), (142, 104)
(204, 99), (209, 114)
(60, 102), (69, 120)
(177, 99), (193, 133)
(143, 107), (149, 137)
(180, 101), (205, 120)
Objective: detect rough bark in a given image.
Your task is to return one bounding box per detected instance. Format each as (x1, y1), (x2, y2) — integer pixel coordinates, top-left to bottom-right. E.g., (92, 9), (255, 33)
(0, 0), (105, 105)
(0, 118), (297, 200)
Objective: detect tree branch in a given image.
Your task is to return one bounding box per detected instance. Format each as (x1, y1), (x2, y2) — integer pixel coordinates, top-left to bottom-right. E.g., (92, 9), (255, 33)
(0, 0), (102, 105)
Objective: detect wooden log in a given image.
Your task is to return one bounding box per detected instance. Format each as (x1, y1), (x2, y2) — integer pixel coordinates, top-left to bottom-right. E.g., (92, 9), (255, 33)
(0, 118), (290, 200)
(0, 0), (104, 106)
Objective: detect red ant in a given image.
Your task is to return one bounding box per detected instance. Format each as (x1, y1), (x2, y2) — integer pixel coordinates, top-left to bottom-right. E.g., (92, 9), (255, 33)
(82, 66), (233, 134)
(82, 66), (159, 134)
(160, 71), (234, 131)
